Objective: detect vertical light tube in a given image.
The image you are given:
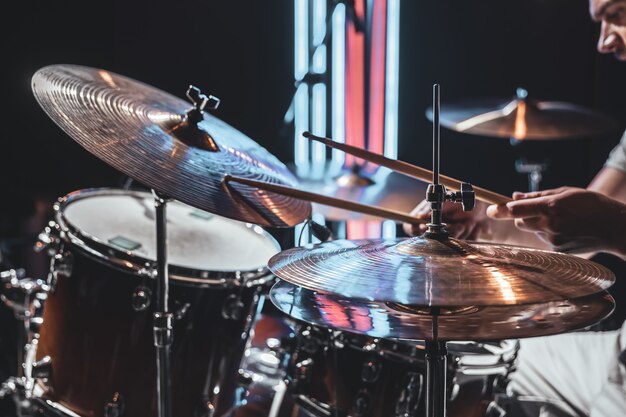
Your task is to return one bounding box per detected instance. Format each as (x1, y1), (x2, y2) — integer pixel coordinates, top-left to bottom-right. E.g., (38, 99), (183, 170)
(294, 0), (309, 81)
(382, 220), (396, 239)
(384, 0), (399, 160)
(294, 84), (310, 178)
(312, 0), (326, 46)
(331, 3), (346, 170)
(312, 82), (327, 179)
(294, 0), (310, 177)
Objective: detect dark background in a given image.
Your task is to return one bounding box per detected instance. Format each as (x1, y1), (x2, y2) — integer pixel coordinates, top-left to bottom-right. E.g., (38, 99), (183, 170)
(0, 0), (625, 406)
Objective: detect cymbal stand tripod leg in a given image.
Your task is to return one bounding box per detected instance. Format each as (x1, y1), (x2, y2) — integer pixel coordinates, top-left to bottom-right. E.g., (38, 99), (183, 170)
(153, 191), (173, 417)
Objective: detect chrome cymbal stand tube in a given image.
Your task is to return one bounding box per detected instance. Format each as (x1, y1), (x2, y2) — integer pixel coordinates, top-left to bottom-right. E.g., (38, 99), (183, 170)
(153, 190), (173, 417)
(423, 84), (475, 417)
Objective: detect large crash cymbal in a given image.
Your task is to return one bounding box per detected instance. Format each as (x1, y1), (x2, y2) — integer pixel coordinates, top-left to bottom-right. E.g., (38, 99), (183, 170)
(270, 280), (615, 341)
(425, 89), (619, 140)
(295, 163), (427, 222)
(31, 64), (311, 227)
(268, 237), (615, 306)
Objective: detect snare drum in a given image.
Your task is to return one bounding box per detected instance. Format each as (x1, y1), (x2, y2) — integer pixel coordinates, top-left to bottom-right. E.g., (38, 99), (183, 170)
(287, 322), (519, 417)
(31, 188), (280, 417)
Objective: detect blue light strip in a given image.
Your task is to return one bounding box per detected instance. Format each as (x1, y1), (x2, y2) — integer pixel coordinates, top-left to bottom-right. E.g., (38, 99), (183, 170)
(312, 0), (326, 47)
(294, 84), (310, 178)
(382, 220), (397, 239)
(331, 3), (346, 171)
(312, 83), (327, 179)
(384, 0), (399, 160)
(294, 0), (309, 81)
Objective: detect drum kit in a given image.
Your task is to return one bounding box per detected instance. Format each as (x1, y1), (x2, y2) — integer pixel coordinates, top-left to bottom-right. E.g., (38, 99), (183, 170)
(0, 64), (618, 417)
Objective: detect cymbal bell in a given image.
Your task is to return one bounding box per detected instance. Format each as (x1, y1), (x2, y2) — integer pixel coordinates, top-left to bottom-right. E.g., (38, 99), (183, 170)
(270, 280), (615, 341)
(294, 163), (428, 222)
(31, 64), (311, 227)
(425, 88), (619, 140)
(267, 236), (615, 307)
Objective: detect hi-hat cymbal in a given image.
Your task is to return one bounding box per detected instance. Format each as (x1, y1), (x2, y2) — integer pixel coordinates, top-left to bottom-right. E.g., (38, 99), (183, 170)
(295, 164), (427, 222)
(31, 64), (311, 227)
(270, 280), (615, 341)
(425, 89), (619, 140)
(268, 237), (615, 306)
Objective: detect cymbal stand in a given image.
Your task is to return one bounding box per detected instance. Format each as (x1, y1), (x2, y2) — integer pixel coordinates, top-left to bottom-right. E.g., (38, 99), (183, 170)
(152, 190), (173, 417)
(422, 84), (475, 417)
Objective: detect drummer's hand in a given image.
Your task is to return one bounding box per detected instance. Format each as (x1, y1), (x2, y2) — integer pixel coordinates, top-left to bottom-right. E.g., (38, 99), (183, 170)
(403, 198), (490, 239)
(486, 187), (626, 255)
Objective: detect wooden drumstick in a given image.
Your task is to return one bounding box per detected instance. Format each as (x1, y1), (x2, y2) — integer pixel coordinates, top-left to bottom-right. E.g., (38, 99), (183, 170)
(223, 175), (422, 225)
(303, 132), (512, 206)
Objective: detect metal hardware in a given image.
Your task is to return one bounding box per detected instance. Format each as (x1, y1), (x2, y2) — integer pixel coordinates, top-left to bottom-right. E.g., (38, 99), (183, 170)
(104, 392), (124, 417)
(360, 358), (382, 383)
(31, 356), (52, 379)
(395, 372), (423, 417)
(221, 294), (245, 320)
(51, 251), (74, 281)
(131, 286), (152, 312)
(294, 358), (314, 385)
(34, 226), (62, 255)
(353, 389), (371, 417)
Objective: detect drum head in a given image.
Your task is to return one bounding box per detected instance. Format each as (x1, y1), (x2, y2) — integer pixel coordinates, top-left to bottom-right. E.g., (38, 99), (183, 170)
(56, 188), (281, 284)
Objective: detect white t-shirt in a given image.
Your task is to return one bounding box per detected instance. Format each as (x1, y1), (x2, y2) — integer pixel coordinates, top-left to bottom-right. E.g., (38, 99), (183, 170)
(606, 130), (626, 173)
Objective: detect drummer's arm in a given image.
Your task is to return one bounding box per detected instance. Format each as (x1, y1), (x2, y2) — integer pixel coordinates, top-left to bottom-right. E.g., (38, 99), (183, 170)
(588, 167), (626, 204)
(487, 167), (626, 251)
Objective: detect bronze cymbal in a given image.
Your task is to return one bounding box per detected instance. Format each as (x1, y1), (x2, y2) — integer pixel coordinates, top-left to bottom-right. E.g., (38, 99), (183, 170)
(425, 89), (619, 140)
(267, 237), (615, 306)
(270, 280), (615, 341)
(31, 64), (311, 227)
(294, 163), (428, 222)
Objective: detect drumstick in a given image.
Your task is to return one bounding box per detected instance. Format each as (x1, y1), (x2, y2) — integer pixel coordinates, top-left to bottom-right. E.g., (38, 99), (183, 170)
(223, 175), (422, 225)
(303, 132), (512, 206)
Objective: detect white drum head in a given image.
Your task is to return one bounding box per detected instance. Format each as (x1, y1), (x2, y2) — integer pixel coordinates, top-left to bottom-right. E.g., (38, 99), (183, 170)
(58, 189), (280, 280)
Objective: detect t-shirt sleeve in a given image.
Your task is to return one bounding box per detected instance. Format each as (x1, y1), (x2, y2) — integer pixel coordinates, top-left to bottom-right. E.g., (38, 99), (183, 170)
(605, 130), (626, 173)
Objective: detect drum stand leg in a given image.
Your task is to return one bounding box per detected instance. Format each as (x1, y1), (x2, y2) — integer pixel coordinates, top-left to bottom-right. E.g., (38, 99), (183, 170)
(153, 192), (173, 417)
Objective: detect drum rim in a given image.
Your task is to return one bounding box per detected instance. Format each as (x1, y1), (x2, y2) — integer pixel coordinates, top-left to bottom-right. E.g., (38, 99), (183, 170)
(53, 187), (281, 287)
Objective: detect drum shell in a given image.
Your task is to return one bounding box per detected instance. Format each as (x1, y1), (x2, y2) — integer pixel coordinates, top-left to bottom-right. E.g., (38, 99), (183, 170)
(287, 323), (518, 417)
(36, 244), (267, 417)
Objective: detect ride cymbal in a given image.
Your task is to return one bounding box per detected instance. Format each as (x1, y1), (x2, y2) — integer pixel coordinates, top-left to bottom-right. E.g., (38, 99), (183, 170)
(425, 89), (619, 140)
(270, 280), (615, 341)
(268, 237), (615, 306)
(31, 64), (311, 227)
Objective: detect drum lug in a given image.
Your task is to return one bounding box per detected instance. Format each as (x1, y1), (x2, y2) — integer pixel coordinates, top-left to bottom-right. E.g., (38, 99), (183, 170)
(222, 294), (245, 320)
(50, 251), (74, 284)
(394, 372), (423, 417)
(31, 356), (52, 380)
(353, 389), (371, 417)
(104, 392), (125, 417)
(361, 358), (382, 383)
(294, 358), (314, 386)
(131, 286), (152, 312)
(298, 329), (320, 355)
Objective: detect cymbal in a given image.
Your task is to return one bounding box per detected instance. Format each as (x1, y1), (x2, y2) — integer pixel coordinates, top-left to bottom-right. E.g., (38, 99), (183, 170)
(31, 64), (311, 227)
(267, 237), (615, 306)
(270, 280), (615, 341)
(295, 164), (428, 222)
(425, 89), (619, 140)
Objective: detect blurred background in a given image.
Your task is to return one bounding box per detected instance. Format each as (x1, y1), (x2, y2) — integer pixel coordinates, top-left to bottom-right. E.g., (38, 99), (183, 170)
(0, 0), (625, 405)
